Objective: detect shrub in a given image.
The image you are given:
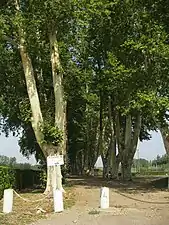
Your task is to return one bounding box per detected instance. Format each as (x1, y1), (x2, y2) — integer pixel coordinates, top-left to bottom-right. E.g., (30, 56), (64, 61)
(14, 169), (42, 190)
(0, 166), (43, 199)
(0, 166), (16, 199)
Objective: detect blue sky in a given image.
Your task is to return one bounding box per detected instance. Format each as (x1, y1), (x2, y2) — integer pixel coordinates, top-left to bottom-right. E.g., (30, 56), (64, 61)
(0, 131), (166, 164)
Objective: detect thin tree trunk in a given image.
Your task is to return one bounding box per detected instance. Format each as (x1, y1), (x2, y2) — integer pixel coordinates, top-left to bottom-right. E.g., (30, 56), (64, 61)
(110, 142), (119, 179)
(108, 96), (119, 179)
(99, 91), (103, 156)
(102, 155), (108, 178)
(90, 121), (100, 169)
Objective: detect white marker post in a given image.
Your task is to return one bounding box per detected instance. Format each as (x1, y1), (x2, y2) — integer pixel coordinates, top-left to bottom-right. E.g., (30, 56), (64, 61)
(3, 189), (13, 213)
(100, 187), (109, 209)
(53, 189), (64, 212)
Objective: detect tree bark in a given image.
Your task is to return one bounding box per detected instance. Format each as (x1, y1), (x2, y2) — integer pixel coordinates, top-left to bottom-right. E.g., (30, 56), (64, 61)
(121, 113), (141, 181)
(102, 154), (108, 178)
(49, 31), (65, 138)
(48, 30), (66, 191)
(108, 96), (119, 179)
(121, 159), (133, 181)
(15, 0), (44, 151)
(15, 0), (65, 193)
(160, 127), (169, 155)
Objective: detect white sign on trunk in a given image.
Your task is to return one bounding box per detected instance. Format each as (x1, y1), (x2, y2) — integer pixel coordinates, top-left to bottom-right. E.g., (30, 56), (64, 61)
(47, 155), (64, 166)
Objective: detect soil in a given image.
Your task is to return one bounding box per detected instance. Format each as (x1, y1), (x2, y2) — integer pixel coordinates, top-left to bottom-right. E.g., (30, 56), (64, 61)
(30, 176), (169, 225)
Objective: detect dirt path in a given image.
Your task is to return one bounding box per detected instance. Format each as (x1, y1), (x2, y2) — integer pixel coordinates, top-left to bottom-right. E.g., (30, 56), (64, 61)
(30, 177), (169, 225)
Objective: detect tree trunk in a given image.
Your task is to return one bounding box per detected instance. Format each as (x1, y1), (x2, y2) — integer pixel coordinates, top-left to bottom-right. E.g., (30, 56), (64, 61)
(49, 31), (66, 151)
(44, 150), (63, 194)
(45, 157), (63, 194)
(15, 0), (65, 193)
(102, 156), (108, 178)
(16, 24), (44, 150)
(98, 91), (103, 156)
(121, 159), (132, 181)
(18, 36), (61, 192)
(160, 128), (169, 155)
(121, 113), (141, 181)
(48, 31), (66, 191)
(108, 96), (119, 179)
(111, 155), (119, 179)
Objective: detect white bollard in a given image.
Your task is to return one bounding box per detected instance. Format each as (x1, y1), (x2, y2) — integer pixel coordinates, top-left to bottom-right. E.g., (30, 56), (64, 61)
(53, 189), (64, 213)
(3, 189), (13, 213)
(100, 187), (109, 209)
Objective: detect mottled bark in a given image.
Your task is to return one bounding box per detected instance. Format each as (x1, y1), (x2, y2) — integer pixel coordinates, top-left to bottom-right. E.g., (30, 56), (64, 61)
(15, 0), (44, 151)
(121, 159), (133, 181)
(160, 127), (169, 155)
(115, 111), (141, 181)
(15, 0), (65, 193)
(48, 30), (66, 191)
(108, 96), (119, 179)
(121, 113), (141, 181)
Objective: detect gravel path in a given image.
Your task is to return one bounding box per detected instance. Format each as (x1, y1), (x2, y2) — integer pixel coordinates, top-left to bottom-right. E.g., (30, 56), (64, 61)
(30, 177), (169, 225)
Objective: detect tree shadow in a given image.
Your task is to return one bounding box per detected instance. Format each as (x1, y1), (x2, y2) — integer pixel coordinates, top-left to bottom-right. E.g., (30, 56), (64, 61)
(68, 175), (169, 194)
(17, 188), (44, 194)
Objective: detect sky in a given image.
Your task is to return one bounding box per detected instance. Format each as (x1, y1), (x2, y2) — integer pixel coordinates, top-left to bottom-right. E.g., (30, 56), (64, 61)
(0, 133), (36, 164)
(0, 130), (166, 165)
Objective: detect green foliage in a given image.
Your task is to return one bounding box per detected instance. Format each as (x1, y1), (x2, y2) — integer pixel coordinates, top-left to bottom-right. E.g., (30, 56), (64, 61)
(133, 158), (149, 168)
(152, 154), (169, 166)
(39, 170), (47, 188)
(1, 0), (169, 178)
(0, 166), (16, 199)
(40, 122), (63, 146)
(14, 169), (42, 190)
(0, 155), (16, 167)
(0, 166), (43, 199)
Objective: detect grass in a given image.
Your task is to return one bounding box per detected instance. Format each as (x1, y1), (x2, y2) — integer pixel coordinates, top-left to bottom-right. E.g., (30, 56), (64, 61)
(0, 187), (75, 225)
(88, 210), (100, 215)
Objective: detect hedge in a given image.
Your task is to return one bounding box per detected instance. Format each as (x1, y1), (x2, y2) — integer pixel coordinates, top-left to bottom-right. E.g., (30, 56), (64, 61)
(0, 166), (42, 199)
(0, 166), (67, 199)
(0, 166), (16, 199)
(15, 169), (42, 190)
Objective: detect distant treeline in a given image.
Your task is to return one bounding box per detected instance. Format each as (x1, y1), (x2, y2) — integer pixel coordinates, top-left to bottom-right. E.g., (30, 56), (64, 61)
(133, 154), (169, 168)
(0, 155), (40, 170)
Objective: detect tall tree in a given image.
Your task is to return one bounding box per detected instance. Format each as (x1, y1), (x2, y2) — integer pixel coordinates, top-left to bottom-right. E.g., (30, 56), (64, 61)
(0, 0), (72, 192)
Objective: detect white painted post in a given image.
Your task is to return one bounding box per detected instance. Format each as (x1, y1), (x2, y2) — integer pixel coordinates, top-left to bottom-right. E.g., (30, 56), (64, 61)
(3, 189), (13, 213)
(53, 189), (64, 212)
(100, 187), (109, 209)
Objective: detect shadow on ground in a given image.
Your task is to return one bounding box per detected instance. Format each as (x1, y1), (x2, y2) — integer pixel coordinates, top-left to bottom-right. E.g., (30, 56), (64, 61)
(67, 175), (169, 194)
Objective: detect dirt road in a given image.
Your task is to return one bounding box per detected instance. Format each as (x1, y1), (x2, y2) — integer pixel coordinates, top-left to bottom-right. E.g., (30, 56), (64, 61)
(30, 177), (169, 225)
